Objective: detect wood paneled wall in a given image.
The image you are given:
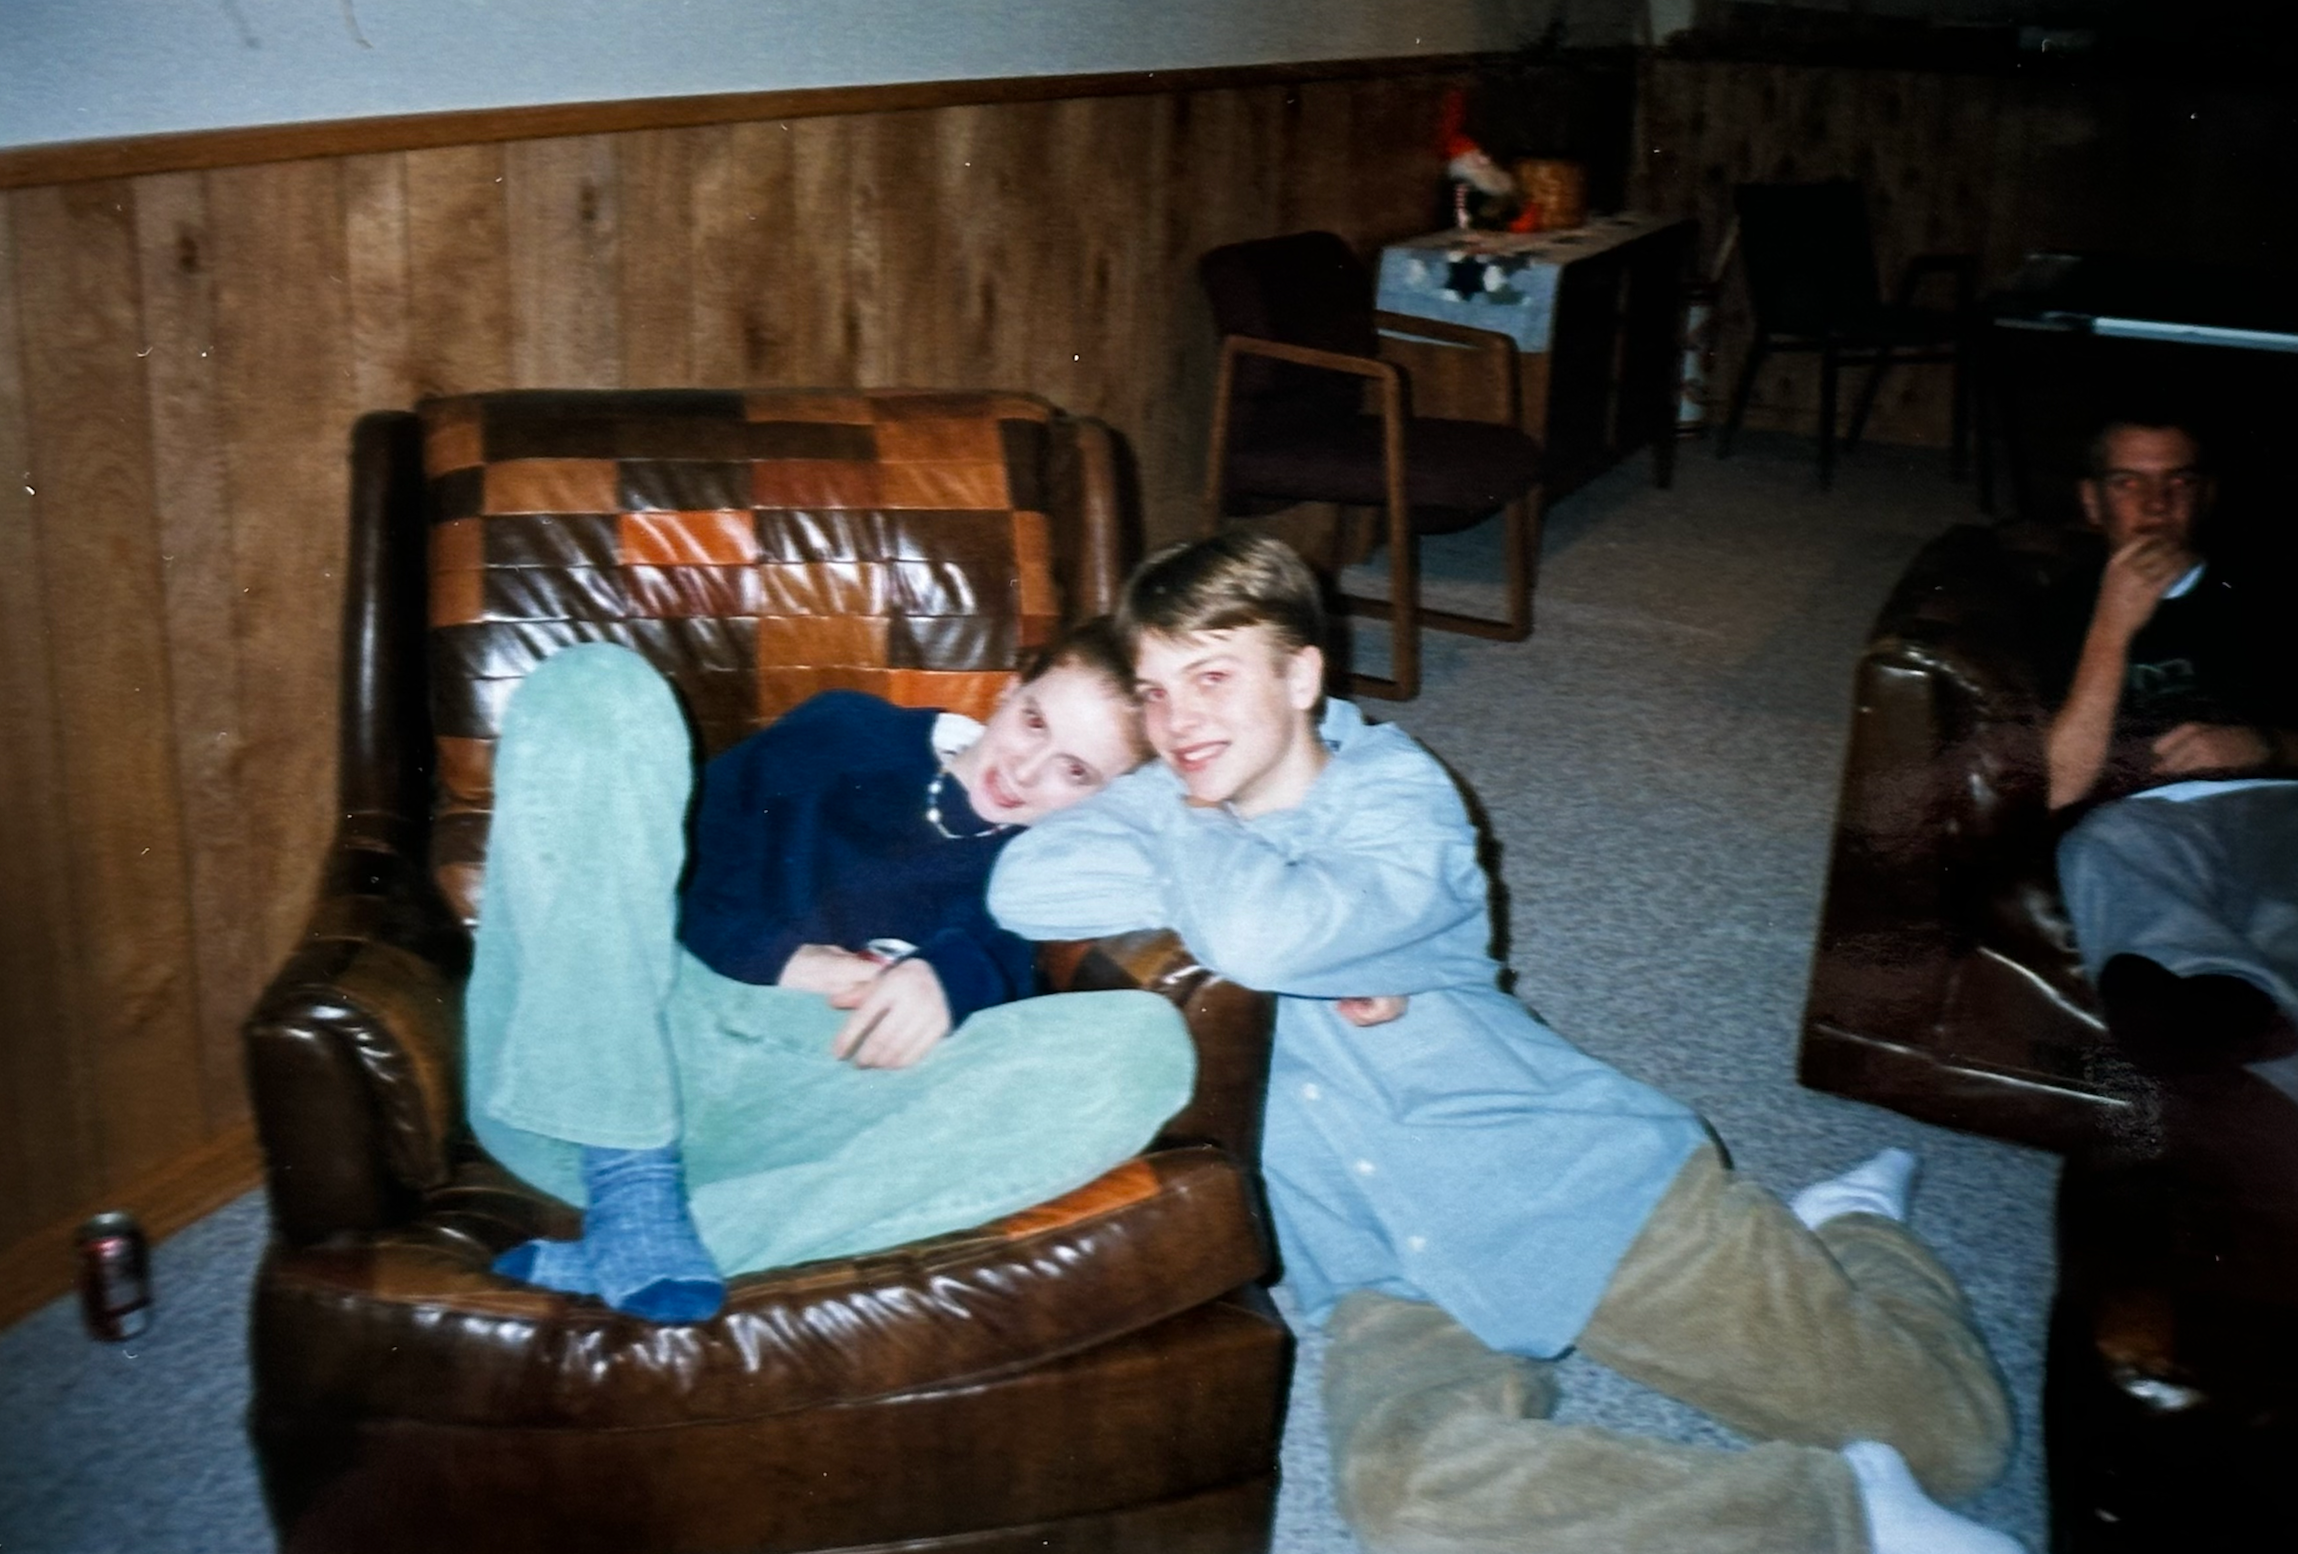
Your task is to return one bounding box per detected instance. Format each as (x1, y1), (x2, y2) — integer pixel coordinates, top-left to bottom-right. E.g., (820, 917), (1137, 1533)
(0, 67), (1466, 1321)
(1632, 56), (2298, 448)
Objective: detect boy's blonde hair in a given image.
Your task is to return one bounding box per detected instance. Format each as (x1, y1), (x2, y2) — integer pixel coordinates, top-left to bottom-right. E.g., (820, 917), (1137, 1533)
(1116, 531), (1326, 658)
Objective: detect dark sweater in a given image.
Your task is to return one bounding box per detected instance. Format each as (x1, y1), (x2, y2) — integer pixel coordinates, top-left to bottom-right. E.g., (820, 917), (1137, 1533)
(2036, 544), (2298, 801)
(675, 691), (1035, 1027)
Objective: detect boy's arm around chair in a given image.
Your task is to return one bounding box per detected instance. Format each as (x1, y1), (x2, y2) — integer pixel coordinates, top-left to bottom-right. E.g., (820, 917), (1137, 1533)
(991, 777), (1280, 1168)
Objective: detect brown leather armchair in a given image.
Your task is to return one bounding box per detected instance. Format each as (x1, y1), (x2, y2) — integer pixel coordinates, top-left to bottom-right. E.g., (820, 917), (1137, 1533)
(1797, 520), (2126, 1153)
(242, 390), (1290, 1554)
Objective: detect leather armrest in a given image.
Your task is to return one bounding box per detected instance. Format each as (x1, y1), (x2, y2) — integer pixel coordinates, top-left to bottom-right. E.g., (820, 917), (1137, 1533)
(1864, 525), (2057, 856)
(1043, 414), (1129, 621)
(1809, 525), (2063, 1035)
(244, 406), (466, 1246)
(1038, 931), (1274, 1168)
(245, 824), (469, 1245)
(1862, 628), (2050, 851)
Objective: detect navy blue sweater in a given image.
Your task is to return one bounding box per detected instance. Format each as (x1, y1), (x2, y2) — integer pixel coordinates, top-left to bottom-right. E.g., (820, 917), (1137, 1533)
(675, 691), (1035, 1026)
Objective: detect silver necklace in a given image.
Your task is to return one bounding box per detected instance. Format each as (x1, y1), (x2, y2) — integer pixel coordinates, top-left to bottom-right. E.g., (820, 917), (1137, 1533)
(923, 766), (1014, 841)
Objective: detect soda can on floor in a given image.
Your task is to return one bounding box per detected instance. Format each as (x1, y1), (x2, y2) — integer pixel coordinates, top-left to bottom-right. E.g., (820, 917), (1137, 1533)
(76, 1211), (152, 1341)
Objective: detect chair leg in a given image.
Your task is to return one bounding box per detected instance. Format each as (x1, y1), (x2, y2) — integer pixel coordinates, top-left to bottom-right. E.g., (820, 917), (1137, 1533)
(1972, 336), (1996, 514)
(1343, 483), (1542, 650)
(1501, 487), (1541, 637)
(1949, 345), (1970, 482)
(1817, 342), (1840, 489)
(1344, 492), (1420, 701)
(1202, 340), (1240, 536)
(1717, 338), (1766, 460)
(1847, 347), (1892, 450)
(1382, 493), (1422, 700)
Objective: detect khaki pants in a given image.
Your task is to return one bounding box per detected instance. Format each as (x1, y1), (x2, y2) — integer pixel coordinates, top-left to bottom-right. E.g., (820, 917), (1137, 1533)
(1324, 1146), (2011, 1554)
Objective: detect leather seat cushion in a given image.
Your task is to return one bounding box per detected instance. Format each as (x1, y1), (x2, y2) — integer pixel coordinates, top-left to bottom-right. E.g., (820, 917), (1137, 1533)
(256, 1298), (1288, 1554)
(253, 1146), (1266, 1427)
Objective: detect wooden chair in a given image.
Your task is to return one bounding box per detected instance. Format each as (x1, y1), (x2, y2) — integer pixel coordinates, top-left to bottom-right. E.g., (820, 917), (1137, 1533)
(1717, 182), (1975, 487)
(1200, 232), (1545, 700)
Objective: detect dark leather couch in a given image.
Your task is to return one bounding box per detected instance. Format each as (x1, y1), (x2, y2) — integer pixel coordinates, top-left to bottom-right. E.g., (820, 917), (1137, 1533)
(1800, 519), (2298, 1551)
(241, 391), (1291, 1554)
(1799, 521), (2126, 1154)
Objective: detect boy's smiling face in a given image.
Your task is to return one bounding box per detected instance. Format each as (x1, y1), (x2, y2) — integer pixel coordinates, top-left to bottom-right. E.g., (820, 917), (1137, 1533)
(1133, 626), (1328, 818)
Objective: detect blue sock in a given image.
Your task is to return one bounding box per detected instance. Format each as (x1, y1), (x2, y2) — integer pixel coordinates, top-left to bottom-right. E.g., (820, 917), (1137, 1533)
(579, 1144), (725, 1322)
(492, 1236), (599, 1295)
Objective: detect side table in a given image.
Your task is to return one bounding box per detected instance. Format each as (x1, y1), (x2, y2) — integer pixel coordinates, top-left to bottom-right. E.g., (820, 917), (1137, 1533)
(1374, 214), (1695, 499)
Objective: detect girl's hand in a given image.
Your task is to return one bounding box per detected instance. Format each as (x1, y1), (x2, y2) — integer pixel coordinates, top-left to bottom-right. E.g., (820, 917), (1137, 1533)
(830, 958), (954, 1068)
(780, 944), (883, 999)
(1336, 995), (1409, 1028)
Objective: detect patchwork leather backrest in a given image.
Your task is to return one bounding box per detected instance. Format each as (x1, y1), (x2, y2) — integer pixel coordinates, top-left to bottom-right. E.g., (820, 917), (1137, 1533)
(418, 388), (1071, 927)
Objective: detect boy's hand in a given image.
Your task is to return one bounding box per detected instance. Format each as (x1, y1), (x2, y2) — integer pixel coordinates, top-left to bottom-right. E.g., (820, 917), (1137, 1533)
(2152, 721), (2272, 776)
(780, 944), (882, 1000)
(830, 958), (953, 1068)
(2094, 535), (2198, 640)
(1336, 995), (1409, 1028)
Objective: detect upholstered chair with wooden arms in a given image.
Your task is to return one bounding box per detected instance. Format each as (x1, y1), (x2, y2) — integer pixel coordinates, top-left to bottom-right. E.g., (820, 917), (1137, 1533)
(241, 390), (1288, 1554)
(1200, 231), (1545, 701)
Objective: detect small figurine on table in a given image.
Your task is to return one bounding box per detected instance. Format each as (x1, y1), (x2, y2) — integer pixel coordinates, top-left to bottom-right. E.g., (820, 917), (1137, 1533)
(1439, 88), (1532, 232)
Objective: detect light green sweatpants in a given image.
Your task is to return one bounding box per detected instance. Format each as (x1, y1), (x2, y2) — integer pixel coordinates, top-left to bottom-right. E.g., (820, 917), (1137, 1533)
(463, 643), (1197, 1276)
(1324, 1145), (2012, 1554)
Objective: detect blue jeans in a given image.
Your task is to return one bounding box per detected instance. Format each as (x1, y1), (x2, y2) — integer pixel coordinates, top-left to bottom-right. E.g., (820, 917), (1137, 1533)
(2057, 782), (2298, 1025)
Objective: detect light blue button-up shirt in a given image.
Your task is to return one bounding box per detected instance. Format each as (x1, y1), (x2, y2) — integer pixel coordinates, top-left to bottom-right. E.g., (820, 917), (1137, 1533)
(989, 701), (1706, 1357)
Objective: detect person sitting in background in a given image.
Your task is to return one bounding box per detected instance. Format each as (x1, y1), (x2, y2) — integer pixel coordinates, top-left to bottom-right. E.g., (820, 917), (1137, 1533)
(2040, 416), (2298, 1081)
(471, 623), (1195, 1323)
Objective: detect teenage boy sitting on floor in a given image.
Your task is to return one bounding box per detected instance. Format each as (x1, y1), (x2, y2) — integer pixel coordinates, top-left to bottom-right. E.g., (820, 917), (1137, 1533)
(988, 532), (2020, 1554)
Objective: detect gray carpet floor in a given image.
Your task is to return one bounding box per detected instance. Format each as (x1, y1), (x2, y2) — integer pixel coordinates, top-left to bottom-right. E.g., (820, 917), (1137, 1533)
(0, 434), (2055, 1553)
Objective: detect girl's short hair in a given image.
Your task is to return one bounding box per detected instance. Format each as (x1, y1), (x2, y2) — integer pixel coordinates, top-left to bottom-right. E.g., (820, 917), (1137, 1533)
(1116, 531), (1325, 657)
(1023, 614), (1134, 694)
(1020, 616), (1150, 762)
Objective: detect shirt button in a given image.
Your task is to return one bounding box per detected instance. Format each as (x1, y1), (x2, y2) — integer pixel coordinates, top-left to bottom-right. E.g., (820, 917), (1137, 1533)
(1301, 1082), (1321, 1101)
(1406, 1235), (1427, 1252)
(1354, 1159), (1376, 1176)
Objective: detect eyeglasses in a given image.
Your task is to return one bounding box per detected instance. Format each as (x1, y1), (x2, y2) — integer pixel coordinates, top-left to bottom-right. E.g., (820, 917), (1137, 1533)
(2099, 470), (2204, 496)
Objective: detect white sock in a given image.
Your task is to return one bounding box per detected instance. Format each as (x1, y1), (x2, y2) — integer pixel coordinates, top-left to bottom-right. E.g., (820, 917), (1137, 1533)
(1843, 1441), (2021, 1554)
(1790, 1147), (1919, 1231)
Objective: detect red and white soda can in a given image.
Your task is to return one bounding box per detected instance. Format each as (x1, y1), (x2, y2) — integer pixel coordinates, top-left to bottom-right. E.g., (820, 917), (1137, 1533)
(77, 1212), (152, 1341)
